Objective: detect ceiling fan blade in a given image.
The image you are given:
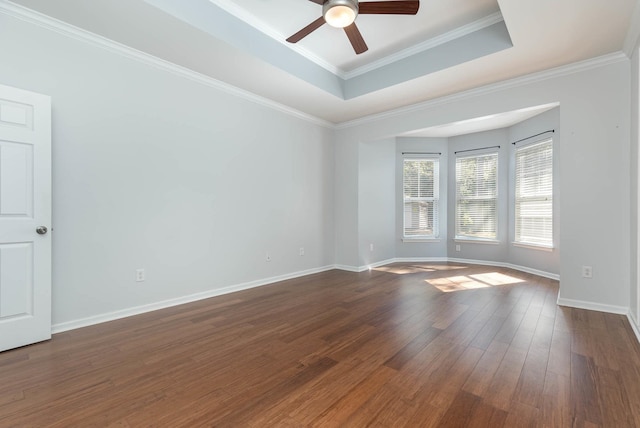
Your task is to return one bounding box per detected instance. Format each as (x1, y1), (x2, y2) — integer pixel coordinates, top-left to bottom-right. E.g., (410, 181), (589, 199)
(358, 1), (420, 15)
(286, 17), (325, 43)
(344, 23), (368, 54)
(308, 0), (324, 4)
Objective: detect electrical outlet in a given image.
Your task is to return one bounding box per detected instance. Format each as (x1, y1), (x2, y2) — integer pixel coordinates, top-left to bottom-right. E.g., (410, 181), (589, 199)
(370, 243), (374, 252)
(265, 253), (271, 262)
(135, 268), (145, 282)
(299, 247), (305, 256)
(455, 244), (461, 252)
(582, 265), (592, 278)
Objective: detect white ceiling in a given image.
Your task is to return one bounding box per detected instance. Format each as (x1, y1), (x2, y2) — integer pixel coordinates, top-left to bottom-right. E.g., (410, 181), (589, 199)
(210, 0), (500, 74)
(6, 0), (640, 126)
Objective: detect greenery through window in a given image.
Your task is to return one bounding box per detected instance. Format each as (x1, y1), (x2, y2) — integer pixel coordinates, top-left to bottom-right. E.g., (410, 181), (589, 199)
(403, 158), (439, 238)
(455, 153), (498, 240)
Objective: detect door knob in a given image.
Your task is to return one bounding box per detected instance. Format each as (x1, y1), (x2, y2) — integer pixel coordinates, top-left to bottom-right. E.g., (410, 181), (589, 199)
(36, 226), (48, 235)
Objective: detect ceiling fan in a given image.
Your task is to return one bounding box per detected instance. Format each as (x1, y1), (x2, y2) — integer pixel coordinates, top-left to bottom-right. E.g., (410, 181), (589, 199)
(286, 0), (420, 55)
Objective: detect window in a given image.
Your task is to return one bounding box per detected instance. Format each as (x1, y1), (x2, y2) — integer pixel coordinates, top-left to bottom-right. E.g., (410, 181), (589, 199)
(403, 158), (439, 238)
(455, 152), (498, 240)
(515, 139), (553, 247)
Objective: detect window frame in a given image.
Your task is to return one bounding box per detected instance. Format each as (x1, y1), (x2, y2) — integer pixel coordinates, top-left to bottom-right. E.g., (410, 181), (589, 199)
(454, 151), (499, 242)
(402, 157), (440, 240)
(513, 138), (554, 249)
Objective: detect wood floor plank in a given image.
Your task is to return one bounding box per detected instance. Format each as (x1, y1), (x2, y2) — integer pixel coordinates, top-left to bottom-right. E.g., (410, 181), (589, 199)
(503, 401), (539, 427)
(481, 300), (540, 411)
(390, 338), (466, 400)
(467, 400), (508, 428)
(209, 356), (339, 426)
(470, 312), (508, 350)
(618, 361), (640, 425)
(339, 381), (408, 427)
(383, 326), (442, 370)
(309, 365), (396, 427)
(512, 312), (554, 407)
(0, 263), (638, 426)
(482, 344), (528, 411)
(437, 390), (481, 427)
(547, 324), (572, 376)
(571, 352), (603, 425)
(540, 371), (571, 428)
(425, 345), (484, 408)
(257, 353), (392, 426)
(462, 339), (509, 397)
(595, 365), (636, 427)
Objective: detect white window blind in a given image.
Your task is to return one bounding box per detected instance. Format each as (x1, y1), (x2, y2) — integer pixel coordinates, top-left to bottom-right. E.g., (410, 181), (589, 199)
(455, 152), (498, 240)
(403, 158), (439, 238)
(515, 139), (553, 247)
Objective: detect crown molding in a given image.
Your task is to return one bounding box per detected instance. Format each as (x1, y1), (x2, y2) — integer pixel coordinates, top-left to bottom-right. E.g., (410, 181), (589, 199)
(342, 12), (504, 80)
(0, 0), (333, 128)
(207, 0), (343, 76)
(336, 51), (629, 130)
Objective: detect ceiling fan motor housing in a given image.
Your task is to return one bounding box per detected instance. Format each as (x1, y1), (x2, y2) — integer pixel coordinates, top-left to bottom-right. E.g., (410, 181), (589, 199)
(287, 0), (419, 55)
(323, 0), (359, 28)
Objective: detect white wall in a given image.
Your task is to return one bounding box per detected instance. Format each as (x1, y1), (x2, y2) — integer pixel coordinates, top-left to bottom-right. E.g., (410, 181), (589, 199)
(557, 65), (630, 311)
(631, 46), (640, 328)
(0, 13), (335, 327)
(334, 138), (360, 268)
(335, 58), (631, 311)
(358, 139), (396, 266)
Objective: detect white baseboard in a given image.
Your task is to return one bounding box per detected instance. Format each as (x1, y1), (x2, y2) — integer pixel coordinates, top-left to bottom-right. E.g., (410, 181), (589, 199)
(52, 264), (335, 334)
(333, 257), (559, 281)
(447, 257), (560, 281)
(333, 264), (361, 272)
(365, 258), (398, 270)
(335, 258), (399, 272)
(394, 257), (449, 263)
(556, 297), (629, 315)
(628, 312), (640, 344)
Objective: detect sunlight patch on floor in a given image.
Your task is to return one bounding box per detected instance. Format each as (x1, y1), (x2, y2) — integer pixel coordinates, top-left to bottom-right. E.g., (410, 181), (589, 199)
(426, 272), (524, 292)
(469, 272), (525, 286)
(427, 276), (491, 292)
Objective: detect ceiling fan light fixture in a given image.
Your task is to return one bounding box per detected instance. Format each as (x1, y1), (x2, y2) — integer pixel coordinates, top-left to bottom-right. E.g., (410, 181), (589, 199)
(323, 0), (358, 28)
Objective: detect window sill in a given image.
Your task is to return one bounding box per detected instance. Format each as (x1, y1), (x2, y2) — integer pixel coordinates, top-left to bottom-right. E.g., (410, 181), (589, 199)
(512, 242), (554, 252)
(454, 238), (500, 245)
(402, 238), (441, 243)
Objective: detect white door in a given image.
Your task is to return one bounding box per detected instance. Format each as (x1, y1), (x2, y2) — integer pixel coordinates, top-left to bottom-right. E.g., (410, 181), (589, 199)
(0, 84), (51, 352)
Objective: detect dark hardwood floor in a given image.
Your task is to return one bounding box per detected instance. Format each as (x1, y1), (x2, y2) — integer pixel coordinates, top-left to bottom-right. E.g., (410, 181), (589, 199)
(1, 263), (640, 427)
